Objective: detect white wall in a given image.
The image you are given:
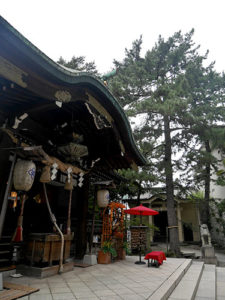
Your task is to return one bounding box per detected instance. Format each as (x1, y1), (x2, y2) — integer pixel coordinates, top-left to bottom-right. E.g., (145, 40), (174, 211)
(210, 149), (225, 246)
(211, 149), (225, 199)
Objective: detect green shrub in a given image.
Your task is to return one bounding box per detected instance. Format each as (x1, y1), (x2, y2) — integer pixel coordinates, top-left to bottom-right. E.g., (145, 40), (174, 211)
(165, 250), (176, 257)
(101, 241), (117, 257)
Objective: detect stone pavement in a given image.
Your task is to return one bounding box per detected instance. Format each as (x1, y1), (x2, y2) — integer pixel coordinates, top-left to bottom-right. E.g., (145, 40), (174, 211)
(152, 242), (225, 265)
(4, 256), (189, 300)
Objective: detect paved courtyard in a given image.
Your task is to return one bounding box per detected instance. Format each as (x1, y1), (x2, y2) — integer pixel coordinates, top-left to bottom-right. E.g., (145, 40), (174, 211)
(4, 256), (188, 300)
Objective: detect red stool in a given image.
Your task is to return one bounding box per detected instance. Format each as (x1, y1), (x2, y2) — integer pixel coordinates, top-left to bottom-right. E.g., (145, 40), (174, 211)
(144, 251), (166, 267)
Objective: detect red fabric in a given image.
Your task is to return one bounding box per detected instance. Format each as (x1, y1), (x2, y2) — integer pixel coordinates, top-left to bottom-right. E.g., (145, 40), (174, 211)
(144, 251), (166, 265)
(124, 204), (159, 216)
(12, 226), (23, 242)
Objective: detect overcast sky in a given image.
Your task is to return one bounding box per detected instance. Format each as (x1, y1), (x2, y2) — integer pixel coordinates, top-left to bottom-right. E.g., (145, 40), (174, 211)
(1, 0), (225, 74)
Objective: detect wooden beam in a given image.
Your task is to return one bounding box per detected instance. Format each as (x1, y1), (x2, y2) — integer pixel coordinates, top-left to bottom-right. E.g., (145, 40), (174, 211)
(0, 129), (86, 175)
(0, 56), (27, 88)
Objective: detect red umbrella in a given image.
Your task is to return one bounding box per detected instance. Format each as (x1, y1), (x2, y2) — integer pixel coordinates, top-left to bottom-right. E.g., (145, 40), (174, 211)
(124, 204), (159, 264)
(124, 204), (159, 216)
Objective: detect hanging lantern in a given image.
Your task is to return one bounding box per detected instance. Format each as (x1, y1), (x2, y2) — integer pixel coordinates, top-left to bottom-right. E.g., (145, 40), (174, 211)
(40, 166), (51, 183)
(97, 190), (109, 207)
(9, 191), (18, 208)
(33, 194), (41, 204)
(13, 160), (36, 191)
(9, 191), (17, 200)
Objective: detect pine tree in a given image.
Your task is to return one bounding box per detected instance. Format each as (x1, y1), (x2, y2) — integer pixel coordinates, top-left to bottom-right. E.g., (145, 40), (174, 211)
(57, 56), (100, 76)
(185, 62), (225, 226)
(108, 30), (223, 255)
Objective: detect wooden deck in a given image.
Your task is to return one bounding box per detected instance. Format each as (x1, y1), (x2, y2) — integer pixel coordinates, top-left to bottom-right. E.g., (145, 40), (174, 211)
(0, 282), (39, 300)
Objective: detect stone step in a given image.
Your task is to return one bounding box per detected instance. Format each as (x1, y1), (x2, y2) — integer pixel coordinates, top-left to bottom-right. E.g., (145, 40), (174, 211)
(217, 260), (225, 267)
(0, 258), (10, 262)
(1, 236), (12, 240)
(168, 260), (204, 300)
(216, 266), (225, 300)
(0, 258), (10, 267)
(181, 252), (196, 259)
(0, 242), (13, 268)
(0, 250), (10, 255)
(1, 266), (16, 278)
(194, 264), (216, 300)
(148, 258), (192, 300)
(0, 243), (10, 246)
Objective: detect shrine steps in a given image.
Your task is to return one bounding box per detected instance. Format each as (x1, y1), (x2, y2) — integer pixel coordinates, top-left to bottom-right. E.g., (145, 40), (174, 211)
(168, 261), (204, 300)
(0, 236), (12, 268)
(148, 259), (192, 300)
(216, 267), (225, 300)
(148, 259), (222, 300)
(195, 265), (225, 300)
(194, 264), (216, 300)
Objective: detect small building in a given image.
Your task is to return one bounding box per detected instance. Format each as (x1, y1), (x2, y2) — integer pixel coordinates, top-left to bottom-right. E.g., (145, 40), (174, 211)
(125, 192), (201, 250)
(141, 193), (200, 243)
(0, 16), (146, 272)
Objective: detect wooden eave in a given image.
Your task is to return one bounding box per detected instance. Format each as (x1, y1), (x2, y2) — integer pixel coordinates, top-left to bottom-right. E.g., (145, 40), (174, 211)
(0, 16), (146, 171)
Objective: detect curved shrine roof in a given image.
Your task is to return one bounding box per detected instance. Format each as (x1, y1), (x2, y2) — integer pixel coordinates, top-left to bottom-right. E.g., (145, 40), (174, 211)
(0, 16), (146, 171)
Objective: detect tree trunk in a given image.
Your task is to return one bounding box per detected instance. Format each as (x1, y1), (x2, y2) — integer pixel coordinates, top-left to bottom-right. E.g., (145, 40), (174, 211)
(136, 184), (141, 206)
(75, 176), (89, 259)
(201, 140), (211, 227)
(164, 116), (181, 256)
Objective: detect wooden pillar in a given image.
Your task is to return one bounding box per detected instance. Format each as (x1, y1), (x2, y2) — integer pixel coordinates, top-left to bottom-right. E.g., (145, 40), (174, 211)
(0, 131), (15, 239)
(75, 175), (89, 259)
(148, 215), (153, 242)
(89, 186), (97, 254)
(0, 131), (14, 207)
(176, 203), (184, 242)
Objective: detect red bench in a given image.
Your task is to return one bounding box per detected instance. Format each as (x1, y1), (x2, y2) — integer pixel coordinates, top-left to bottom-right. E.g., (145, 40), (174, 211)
(144, 251), (166, 267)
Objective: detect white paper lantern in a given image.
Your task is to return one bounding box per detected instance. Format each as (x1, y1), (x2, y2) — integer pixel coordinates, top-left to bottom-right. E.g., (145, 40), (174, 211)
(13, 160), (36, 191)
(97, 190), (109, 207)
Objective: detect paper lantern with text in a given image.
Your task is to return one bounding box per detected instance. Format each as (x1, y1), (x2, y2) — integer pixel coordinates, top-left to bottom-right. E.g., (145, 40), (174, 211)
(13, 160), (36, 191)
(97, 190), (109, 207)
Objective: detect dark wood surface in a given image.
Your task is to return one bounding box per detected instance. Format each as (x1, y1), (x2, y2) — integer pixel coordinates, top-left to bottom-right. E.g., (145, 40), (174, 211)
(26, 233), (73, 264)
